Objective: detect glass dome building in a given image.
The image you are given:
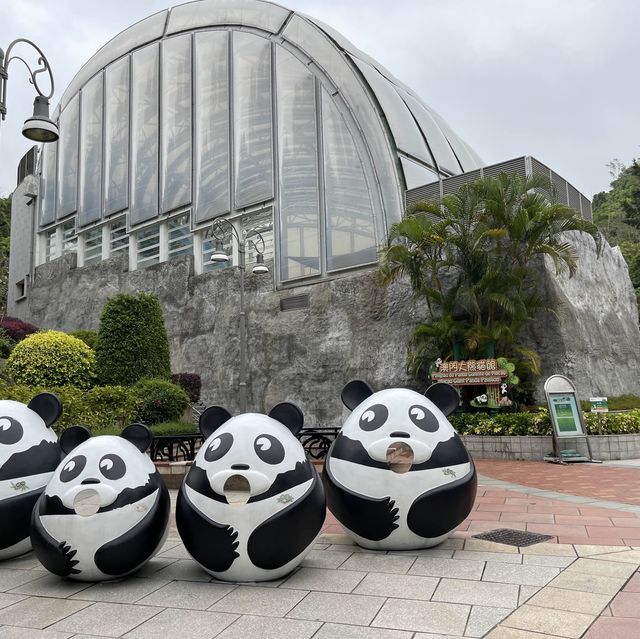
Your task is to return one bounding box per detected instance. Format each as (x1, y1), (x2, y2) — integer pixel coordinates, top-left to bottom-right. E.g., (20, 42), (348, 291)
(35, 0), (483, 284)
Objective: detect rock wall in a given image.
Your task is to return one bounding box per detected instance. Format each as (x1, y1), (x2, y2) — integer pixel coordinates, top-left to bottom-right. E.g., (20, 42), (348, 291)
(10, 231), (640, 425)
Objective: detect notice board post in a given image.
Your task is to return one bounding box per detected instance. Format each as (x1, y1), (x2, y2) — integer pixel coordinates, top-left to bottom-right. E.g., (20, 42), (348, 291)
(543, 375), (600, 464)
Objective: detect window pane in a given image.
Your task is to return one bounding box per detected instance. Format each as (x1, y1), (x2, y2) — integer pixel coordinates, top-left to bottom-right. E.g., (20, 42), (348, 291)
(276, 48), (319, 281)
(79, 73), (104, 227)
(83, 227), (103, 265)
(168, 213), (193, 258)
(202, 231), (233, 273)
(40, 141), (57, 226)
(131, 44), (159, 225)
(62, 220), (77, 254)
(322, 90), (377, 271)
(194, 31), (230, 223)
(110, 216), (129, 259)
(104, 57), (130, 214)
(45, 229), (57, 262)
(161, 35), (192, 213)
(242, 209), (273, 265)
(233, 32), (274, 208)
(57, 95), (79, 218)
(136, 223), (160, 268)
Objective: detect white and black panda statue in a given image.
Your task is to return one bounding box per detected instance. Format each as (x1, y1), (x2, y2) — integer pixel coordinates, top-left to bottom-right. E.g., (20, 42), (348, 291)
(0, 393), (62, 560)
(176, 403), (326, 582)
(30, 423), (170, 581)
(323, 381), (477, 550)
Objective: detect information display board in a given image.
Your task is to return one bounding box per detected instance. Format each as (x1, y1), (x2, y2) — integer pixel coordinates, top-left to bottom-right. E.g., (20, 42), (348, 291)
(548, 393), (585, 438)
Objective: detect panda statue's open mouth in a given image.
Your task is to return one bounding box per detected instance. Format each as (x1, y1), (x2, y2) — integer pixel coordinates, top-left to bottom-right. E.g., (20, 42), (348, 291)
(386, 442), (414, 474)
(223, 474), (251, 506)
(72, 488), (103, 516)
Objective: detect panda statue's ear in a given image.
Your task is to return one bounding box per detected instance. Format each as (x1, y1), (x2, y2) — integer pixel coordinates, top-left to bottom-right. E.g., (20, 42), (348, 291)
(60, 425), (92, 455)
(341, 380), (374, 411)
(121, 423), (153, 452)
(269, 402), (304, 436)
(424, 382), (459, 417)
(199, 406), (232, 439)
(28, 393), (63, 428)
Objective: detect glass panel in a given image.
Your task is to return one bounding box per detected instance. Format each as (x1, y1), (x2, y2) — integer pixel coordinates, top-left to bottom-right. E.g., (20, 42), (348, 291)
(83, 226), (103, 265)
(130, 43), (159, 225)
(242, 209), (273, 265)
(57, 94), (79, 218)
(202, 231), (233, 272)
(322, 90), (377, 271)
(428, 108), (480, 172)
(136, 223), (160, 268)
(168, 212), (193, 258)
(233, 32), (274, 208)
(45, 229), (57, 262)
(161, 35), (192, 213)
(400, 157), (439, 190)
(194, 31), (230, 223)
(110, 216), (129, 259)
(104, 57), (130, 215)
(276, 48), (319, 281)
(61, 219), (77, 254)
(40, 141), (57, 226)
(78, 73), (103, 227)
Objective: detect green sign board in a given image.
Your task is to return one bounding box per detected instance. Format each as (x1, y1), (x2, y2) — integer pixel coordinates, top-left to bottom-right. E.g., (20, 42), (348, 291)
(548, 393), (585, 438)
(590, 397), (609, 413)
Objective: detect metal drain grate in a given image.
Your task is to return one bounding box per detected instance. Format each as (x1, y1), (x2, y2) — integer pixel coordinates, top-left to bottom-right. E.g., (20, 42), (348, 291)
(472, 528), (553, 547)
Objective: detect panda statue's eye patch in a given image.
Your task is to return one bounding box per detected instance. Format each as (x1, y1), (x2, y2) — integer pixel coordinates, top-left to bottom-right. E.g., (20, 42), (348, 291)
(61, 455), (87, 482)
(359, 404), (388, 431)
(99, 454), (126, 480)
(408, 405), (440, 432)
(254, 435), (285, 465)
(0, 417), (23, 445)
(205, 432), (233, 462)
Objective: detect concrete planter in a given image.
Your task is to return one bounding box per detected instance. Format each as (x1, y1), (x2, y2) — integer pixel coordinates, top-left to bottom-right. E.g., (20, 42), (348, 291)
(461, 434), (640, 461)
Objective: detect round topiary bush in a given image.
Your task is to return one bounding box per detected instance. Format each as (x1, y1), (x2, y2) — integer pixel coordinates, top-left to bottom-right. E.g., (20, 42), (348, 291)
(95, 293), (171, 386)
(133, 378), (190, 425)
(7, 330), (97, 389)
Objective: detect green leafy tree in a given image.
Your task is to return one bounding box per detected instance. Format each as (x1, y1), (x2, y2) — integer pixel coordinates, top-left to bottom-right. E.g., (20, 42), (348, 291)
(95, 293), (172, 385)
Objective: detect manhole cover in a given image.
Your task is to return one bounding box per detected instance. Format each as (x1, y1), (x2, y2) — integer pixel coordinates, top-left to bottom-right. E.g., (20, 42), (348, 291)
(472, 528), (553, 547)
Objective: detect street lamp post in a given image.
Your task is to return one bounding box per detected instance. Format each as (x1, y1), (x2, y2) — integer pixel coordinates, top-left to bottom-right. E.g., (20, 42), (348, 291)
(206, 218), (270, 412)
(0, 38), (58, 142)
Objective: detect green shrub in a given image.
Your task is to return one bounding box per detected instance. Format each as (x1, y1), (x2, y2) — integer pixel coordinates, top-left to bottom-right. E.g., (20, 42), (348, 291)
(70, 329), (99, 350)
(0, 328), (15, 358)
(0, 383), (139, 434)
(7, 330), (96, 389)
(133, 378), (189, 425)
(94, 420), (197, 437)
(170, 373), (201, 403)
(95, 293), (171, 386)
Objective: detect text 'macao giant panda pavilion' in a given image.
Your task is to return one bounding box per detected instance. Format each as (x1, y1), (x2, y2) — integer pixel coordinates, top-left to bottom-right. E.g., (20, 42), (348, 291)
(323, 381), (477, 550)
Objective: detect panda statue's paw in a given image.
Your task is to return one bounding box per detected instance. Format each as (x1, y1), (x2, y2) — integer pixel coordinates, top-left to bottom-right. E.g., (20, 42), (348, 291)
(48, 540), (81, 576)
(382, 497), (400, 532)
(226, 525), (240, 552)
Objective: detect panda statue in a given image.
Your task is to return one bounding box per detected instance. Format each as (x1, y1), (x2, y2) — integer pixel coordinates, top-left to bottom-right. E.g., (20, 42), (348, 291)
(323, 380), (477, 550)
(0, 393), (62, 560)
(30, 423), (170, 581)
(176, 403), (326, 582)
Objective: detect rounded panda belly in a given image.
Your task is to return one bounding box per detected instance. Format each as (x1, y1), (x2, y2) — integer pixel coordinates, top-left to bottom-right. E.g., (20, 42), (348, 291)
(329, 457), (471, 550)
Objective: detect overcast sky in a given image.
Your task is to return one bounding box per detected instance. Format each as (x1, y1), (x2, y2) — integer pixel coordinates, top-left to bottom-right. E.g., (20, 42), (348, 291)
(1, 0), (638, 199)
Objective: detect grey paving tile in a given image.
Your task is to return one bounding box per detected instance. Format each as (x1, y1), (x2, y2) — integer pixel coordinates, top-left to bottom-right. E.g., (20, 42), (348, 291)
(453, 551), (523, 564)
(136, 580), (235, 610)
(340, 553), (416, 574)
(215, 615), (320, 639)
(0, 593), (27, 610)
(280, 567), (366, 593)
(372, 598), (470, 635)
(409, 557), (485, 580)
(313, 623), (414, 639)
(0, 569), (43, 592)
(465, 606), (512, 637)
(8, 574), (93, 598)
(0, 555), (46, 570)
(484, 627), (557, 639)
(158, 539), (182, 553)
(433, 578), (519, 608)
(527, 586), (611, 614)
(158, 544), (192, 560)
(517, 586), (540, 606)
(0, 628), (73, 639)
(0, 596), (91, 629)
(123, 608), (238, 639)
(547, 570), (626, 595)
(501, 603), (595, 637)
(565, 557), (638, 578)
(287, 591), (385, 625)
(70, 578), (170, 604)
(327, 544), (373, 553)
(134, 557), (177, 577)
(353, 572), (439, 600)
(482, 563), (559, 586)
(413, 634), (465, 639)
(521, 555), (574, 568)
(49, 602), (162, 637)
(311, 543), (330, 550)
(301, 549), (352, 569)
(210, 586), (307, 617)
(152, 558), (212, 582)
(387, 548), (454, 558)
(519, 543), (576, 557)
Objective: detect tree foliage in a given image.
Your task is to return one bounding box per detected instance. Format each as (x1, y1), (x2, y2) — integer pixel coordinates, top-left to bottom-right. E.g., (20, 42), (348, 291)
(379, 172), (602, 384)
(0, 197), (10, 315)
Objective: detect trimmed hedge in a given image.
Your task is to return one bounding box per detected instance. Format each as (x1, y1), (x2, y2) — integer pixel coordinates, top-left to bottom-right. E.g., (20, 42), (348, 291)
(7, 330), (96, 389)
(70, 329), (99, 350)
(171, 373), (201, 403)
(133, 378), (190, 425)
(95, 421), (198, 437)
(96, 293), (171, 386)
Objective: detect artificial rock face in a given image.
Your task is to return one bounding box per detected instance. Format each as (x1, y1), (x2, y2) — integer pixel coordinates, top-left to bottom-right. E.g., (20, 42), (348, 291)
(177, 404), (326, 582)
(0, 394), (62, 560)
(323, 381), (477, 550)
(31, 424), (170, 581)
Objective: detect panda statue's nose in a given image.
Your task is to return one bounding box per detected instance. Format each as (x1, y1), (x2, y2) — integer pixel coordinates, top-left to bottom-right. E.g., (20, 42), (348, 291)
(231, 464), (250, 471)
(390, 432), (410, 438)
(81, 477), (100, 485)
